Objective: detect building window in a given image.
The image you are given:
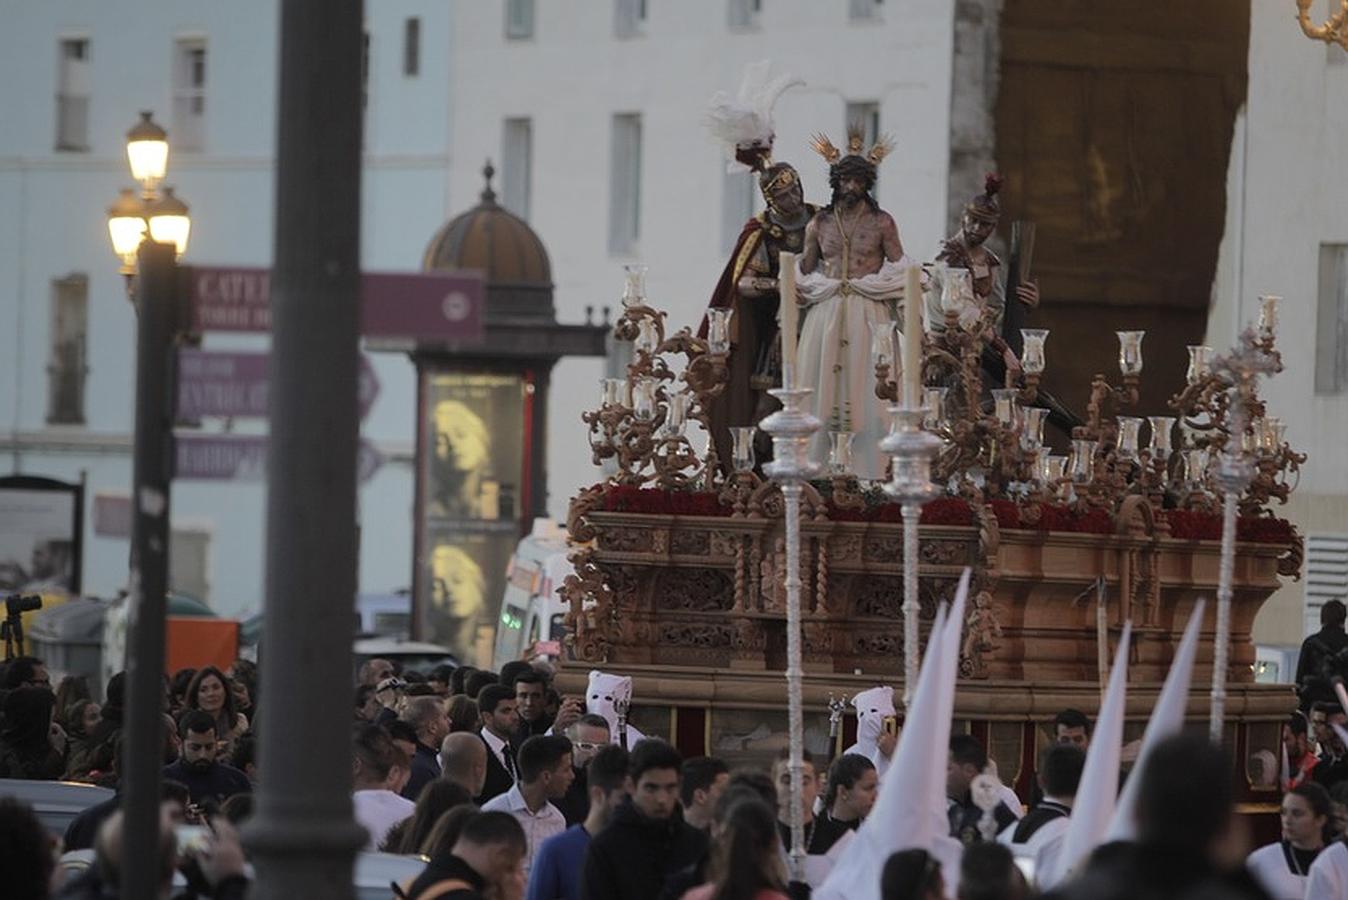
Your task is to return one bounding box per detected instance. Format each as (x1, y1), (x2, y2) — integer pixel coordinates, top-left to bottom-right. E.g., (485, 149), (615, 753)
(47, 274), (88, 425)
(170, 527), (212, 606)
(1316, 243), (1348, 394)
(849, 0), (883, 22)
(506, 0), (536, 39)
(403, 17), (420, 76)
(728, 0), (762, 29)
(501, 118), (532, 219)
(609, 113), (642, 254)
(615, 0), (648, 38)
(721, 168), (756, 253)
(55, 38), (90, 151)
(1304, 533), (1348, 638)
(172, 38), (207, 151)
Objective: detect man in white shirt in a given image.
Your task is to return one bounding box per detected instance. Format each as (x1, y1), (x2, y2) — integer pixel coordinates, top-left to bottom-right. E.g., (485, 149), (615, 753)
(999, 743), (1084, 858)
(482, 733), (574, 877)
(351, 724), (415, 851)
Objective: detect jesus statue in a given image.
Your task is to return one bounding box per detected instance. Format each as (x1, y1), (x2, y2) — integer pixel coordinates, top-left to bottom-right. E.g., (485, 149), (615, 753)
(795, 127), (918, 479)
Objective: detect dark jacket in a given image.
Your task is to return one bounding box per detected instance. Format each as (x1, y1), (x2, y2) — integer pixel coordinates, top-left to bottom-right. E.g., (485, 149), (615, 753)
(1297, 625), (1348, 707)
(403, 741), (442, 802)
(555, 764), (589, 826)
(947, 791), (1018, 845)
(64, 794), (121, 852)
(162, 759), (252, 807)
(402, 852), (487, 900)
(579, 801), (707, 900)
(1043, 840), (1271, 900)
(475, 732), (516, 805)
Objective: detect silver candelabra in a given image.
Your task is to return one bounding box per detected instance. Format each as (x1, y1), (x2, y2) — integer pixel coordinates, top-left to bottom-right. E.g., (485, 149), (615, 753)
(880, 406), (943, 707)
(761, 373), (820, 885)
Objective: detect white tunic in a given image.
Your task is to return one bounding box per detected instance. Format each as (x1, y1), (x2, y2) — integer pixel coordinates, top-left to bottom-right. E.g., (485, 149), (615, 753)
(1306, 841), (1348, 900)
(1248, 841), (1313, 900)
(795, 256), (916, 480)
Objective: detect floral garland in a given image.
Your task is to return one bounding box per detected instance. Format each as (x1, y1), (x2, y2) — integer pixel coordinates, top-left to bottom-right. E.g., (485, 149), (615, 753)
(586, 485), (1294, 543)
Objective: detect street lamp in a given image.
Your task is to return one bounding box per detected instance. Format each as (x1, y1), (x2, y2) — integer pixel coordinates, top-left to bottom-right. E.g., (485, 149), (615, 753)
(103, 110), (188, 900)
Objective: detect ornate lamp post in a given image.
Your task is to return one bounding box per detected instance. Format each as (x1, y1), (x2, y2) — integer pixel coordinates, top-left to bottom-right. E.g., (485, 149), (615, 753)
(760, 253), (820, 885)
(103, 110), (191, 900)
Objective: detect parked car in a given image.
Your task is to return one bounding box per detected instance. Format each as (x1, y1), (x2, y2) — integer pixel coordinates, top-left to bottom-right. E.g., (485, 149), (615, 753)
(0, 778), (113, 838)
(354, 636), (459, 676)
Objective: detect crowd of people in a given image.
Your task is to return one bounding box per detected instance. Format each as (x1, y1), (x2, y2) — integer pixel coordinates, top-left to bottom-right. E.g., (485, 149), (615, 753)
(1, 646), (1347, 899)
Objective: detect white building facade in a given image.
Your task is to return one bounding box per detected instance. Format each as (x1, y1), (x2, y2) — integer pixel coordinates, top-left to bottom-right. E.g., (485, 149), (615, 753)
(0, 0), (961, 621)
(1209, 3), (1348, 662)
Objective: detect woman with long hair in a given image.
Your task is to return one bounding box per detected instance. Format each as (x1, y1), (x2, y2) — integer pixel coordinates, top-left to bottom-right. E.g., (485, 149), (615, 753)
(184, 665), (247, 742)
(682, 796), (789, 900)
(394, 779), (472, 854)
(54, 674), (92, 722)
(1247, 780), (1330, 898)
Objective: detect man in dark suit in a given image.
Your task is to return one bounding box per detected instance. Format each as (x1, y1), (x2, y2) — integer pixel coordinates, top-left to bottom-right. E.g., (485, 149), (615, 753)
(476, 683), (519, 805)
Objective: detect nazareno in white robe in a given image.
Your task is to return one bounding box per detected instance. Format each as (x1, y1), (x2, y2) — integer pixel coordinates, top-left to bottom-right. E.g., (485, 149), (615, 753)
(794, 255), (918, 480)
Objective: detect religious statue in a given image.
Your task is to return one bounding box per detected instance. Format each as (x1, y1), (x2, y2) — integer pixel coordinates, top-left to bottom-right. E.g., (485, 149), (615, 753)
(927, 174), (1081, 434)
(926, 174), (1037, 373)
(795, 126), (917, 479)
(702, 62), (811, 470)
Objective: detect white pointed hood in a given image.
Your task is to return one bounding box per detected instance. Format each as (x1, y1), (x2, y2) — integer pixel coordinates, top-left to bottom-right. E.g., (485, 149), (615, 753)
(1039, 621), (1133, 889)
(1105, 601), (1205, 842)
(814, 569), (971, 900)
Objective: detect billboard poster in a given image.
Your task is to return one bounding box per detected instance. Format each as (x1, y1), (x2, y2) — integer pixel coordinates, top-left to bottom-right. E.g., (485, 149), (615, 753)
(0, 476), (83, 596)
(417, 372), (530, 663)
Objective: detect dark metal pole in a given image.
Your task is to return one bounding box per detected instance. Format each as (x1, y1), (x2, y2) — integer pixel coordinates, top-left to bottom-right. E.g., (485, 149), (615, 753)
(242, 0), (366, 895)
(120, 239), (177, 900)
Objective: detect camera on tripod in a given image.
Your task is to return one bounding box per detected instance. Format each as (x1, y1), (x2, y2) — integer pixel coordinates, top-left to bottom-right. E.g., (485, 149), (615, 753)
(2, 592), (42, 661)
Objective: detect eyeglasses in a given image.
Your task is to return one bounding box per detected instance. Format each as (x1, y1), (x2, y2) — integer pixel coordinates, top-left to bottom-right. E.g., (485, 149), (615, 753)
(573, 741), (604, 752)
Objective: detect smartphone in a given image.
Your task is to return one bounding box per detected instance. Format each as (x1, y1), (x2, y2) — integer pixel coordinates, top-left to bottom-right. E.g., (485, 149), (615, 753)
(883, 715), (898, 737)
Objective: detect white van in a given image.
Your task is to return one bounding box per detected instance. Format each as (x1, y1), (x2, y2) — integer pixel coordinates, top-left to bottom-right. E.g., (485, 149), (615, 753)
(491, 519), (574, 669)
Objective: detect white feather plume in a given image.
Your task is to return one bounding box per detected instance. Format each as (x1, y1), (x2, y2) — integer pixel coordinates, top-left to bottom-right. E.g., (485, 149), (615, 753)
(705, 60), (803, 170)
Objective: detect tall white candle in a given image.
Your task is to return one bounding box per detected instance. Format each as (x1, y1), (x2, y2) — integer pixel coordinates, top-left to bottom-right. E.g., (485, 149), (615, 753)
(779, 252), (799, 383)
(903, 263), (923, 408)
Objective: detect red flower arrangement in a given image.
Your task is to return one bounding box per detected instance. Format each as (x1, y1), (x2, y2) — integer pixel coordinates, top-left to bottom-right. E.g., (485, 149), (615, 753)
(598, 485), (731, 517)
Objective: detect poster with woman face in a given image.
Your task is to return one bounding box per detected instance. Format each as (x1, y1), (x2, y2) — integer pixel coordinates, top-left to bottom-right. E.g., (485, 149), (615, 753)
(418, 372), (529, 662)
(0, 479), (81, 595)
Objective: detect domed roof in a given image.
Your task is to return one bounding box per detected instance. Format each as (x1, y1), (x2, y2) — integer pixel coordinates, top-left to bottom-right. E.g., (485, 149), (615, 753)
(423, 162), (552, 286)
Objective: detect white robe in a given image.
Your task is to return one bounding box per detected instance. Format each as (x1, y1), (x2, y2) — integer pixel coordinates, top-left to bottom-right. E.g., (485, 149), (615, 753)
(1248, 841), (1312, 900)
(1305, 841), (1347, 900)
(842, 740), (893, 780)
(795, 256), (917, 480)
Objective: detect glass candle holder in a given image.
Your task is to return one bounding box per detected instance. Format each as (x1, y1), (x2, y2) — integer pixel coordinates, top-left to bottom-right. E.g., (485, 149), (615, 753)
(601, 377), (626, 408)
(1182, 448), (1209, 488)
(1040, 454), (1068, 485)
(941, 268), (973, 320)
(1186, 345), (1213, 385)
(632, 376), (657, 420)
(1115, 416), (1143, 459)
(705, 308), (732, 355)
(661, 392), (689, 438)
(634, 318), (659, 355)
(1148, 416), (1176, 458)
(1258, 294), (1280, 337)
(870, 321), (895, 369)
(621, 264), (648, 307)
(1069, 439), (1099, 484)
(828, 431), (855, 475)
(730, 426), (757, 472)
(1020, 329), (1049, 375)
(1117, 331), (1145, 376)
(923, 387), (949, 431)
(1242, 420), (1262, 455)
(1022, 407), (1048, 450)
(991, 389), (1020, 428)
(1262, 417), (1286, 452)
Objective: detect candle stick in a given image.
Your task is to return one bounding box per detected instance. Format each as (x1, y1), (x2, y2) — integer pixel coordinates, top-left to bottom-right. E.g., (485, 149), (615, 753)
(903, 264), (923, 408)
(779, 252), (798, 386)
